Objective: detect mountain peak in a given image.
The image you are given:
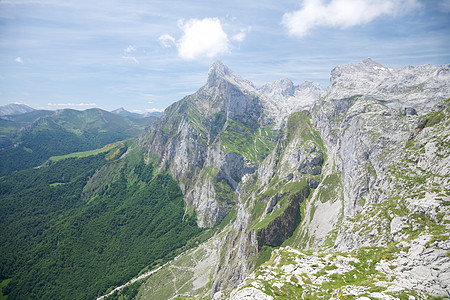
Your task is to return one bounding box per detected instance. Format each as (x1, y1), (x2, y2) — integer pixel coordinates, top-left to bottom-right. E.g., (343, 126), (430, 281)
(259, 78), (295, 97)
(360, 57), (386, 69)
(208, 60), (230, 75)
(206, 61), (255, 91)
(207, 61), (235, 84)
(112, 107), (126, 113)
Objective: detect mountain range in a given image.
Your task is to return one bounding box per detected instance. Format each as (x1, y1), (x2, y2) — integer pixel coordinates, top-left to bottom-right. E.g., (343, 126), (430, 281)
(1, 58), (449, 300)
(0, 107), (157, 176)
(135, 59), (450, 299)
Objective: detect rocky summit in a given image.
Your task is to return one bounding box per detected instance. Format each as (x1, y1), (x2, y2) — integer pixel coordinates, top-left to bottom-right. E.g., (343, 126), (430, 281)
(135, 59), (450, 299)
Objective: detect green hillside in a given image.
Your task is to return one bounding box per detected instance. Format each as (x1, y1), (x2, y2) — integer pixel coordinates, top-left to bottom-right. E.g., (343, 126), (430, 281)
(0, 141), (201, 299)
(0, 108), (156, 176)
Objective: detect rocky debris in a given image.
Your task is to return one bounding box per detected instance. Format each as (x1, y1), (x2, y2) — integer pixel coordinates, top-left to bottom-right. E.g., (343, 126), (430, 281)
(408, 117), (428, 140)
(376, 235), (450, 297)
(135, 231), (220, 300)
(228, 287), (273, 300)
(402, 107), (418, 116)
(227, 241), (450, 299)
(390, 216), (408, 236)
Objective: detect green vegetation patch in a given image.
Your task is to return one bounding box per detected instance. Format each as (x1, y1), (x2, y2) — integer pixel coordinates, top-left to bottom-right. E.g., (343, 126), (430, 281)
(255, 246), (274, 269)
(0, 154), (202, 300)
(316, 172), (343, 204)
(0, 278), (11, 300)
(219, 119), (279, 163)
(49, 140), (126, 162)
(250, 179), (308, 231)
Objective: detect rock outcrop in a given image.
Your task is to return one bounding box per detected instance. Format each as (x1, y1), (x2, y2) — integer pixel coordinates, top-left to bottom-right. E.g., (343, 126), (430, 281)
(256, 187), (309, 249)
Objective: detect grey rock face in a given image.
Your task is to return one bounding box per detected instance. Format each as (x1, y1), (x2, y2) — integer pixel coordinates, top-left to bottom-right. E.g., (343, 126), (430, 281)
(258, 79), (325, 126)
(326, 58), (450, 113)
(312, 59), (450, 218)
(139, 61), (324, 227)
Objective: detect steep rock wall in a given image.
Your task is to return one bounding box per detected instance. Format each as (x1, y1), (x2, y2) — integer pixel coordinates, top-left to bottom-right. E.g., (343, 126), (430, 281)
(256, 187), (310, 249)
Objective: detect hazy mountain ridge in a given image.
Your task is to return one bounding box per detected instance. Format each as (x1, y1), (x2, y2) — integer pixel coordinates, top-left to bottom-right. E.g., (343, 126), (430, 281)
(0, 107), (157, 176)
(0, 103), (35, 116)
(135, 59), (450, 299)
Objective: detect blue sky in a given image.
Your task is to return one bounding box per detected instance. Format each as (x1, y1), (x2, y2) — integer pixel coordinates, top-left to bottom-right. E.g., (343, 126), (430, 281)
(1, 0), (449, 113)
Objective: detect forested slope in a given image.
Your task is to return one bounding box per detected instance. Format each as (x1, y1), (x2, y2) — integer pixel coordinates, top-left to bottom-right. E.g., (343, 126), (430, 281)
(0, 141), (201, 299)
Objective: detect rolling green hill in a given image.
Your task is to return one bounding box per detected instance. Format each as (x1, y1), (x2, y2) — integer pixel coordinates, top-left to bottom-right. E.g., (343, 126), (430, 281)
(0, 108), (157, 176)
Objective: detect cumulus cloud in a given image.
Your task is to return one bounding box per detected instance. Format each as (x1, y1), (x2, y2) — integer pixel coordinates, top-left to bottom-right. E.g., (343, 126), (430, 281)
(159, 18), (231, 60)
(282, 0), (421, 37)
(15, 57), (23, 63)
(177, 18), (230, 60)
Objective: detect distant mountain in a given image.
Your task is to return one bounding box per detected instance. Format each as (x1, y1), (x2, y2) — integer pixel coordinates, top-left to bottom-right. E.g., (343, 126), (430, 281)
(0, 103), (35, 116)
(143, 111), (163, 117)
(0, 107), (156, 176)
(111, 107), (143, 119)
(2, 109), (54, 124)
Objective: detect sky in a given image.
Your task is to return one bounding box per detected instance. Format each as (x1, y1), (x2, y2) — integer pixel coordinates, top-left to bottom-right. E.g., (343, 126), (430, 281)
(0, 0), (449, 113)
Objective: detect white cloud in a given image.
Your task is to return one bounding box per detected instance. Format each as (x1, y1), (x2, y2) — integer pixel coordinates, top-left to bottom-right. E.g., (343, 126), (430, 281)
(231, 32), (246, 42)
(231, 27), (251, 42)
(177, 18), (230, 60)
(47, 102), (97, 107)
(122, 45), (139, 63)
(122, 55), (139, 64)
(15, 57), (23, 63)
(124, 45), (136, 53)
(282, 0), (421, 37)
(158, 34), (176, 48)
(145, 108), (165, 112)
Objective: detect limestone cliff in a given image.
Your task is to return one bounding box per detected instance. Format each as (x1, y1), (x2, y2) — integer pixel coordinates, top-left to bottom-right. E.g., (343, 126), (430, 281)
(138, 61), (323, 227)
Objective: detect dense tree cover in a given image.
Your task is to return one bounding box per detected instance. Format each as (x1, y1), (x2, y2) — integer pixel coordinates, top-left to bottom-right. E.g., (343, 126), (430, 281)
(0, 153), (201, 299)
